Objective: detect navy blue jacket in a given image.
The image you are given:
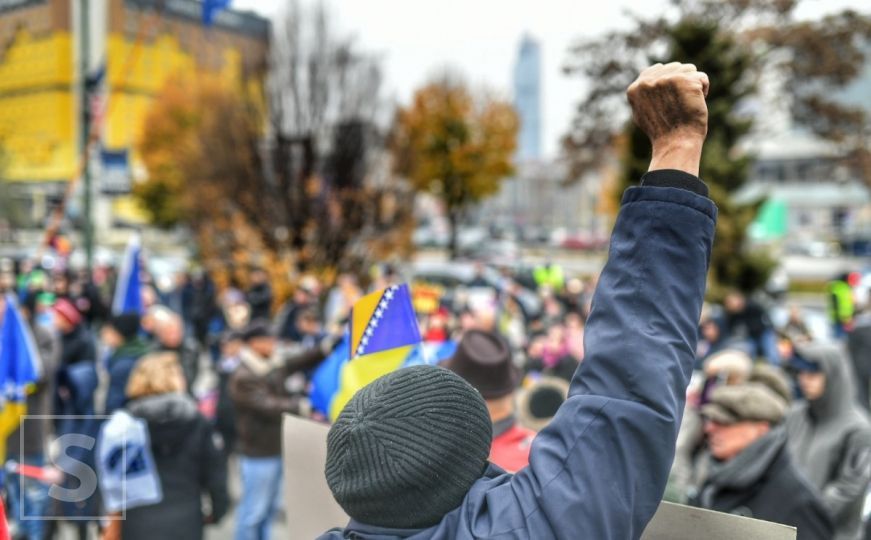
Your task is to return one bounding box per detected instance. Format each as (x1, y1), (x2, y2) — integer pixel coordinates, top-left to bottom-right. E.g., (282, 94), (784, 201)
(105, 338), (149, 414)
(320, 171), (716, 539)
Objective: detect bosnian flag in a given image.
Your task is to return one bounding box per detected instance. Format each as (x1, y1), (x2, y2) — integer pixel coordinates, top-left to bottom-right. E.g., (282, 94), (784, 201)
(112, 234), (143, 315)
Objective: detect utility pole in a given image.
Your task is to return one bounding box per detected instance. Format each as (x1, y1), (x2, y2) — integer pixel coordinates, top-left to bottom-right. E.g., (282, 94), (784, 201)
(80, 0), (94, 275)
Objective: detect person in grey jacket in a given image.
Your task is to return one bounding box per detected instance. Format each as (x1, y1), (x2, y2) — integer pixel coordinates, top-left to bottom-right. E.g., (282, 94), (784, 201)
(786, 343), (871, 540)
(320, 62), (716, 539)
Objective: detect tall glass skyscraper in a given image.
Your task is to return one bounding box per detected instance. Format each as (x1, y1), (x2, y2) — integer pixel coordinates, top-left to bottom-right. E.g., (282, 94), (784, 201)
(513, 34), (542, 162)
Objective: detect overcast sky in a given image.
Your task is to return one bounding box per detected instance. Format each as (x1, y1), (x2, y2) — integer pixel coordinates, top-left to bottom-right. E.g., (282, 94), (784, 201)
(231, 0), (867, 159)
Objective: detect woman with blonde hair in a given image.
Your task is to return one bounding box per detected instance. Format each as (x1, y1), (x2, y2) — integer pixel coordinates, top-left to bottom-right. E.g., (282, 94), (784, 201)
(104, 352), (228, 540)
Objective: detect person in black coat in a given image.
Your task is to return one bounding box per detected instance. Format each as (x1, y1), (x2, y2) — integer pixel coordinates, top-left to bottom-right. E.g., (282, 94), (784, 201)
(693, 383), (833, 540)
(113, 352), (228, 540)
(245, 267), (273, 322)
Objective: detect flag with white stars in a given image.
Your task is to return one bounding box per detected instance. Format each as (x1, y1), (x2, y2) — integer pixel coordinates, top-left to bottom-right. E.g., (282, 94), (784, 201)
(317, 284), (422, 420)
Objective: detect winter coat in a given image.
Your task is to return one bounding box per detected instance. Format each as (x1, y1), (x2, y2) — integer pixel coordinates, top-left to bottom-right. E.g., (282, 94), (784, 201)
(58, 323), (96, 366)
(246, 283), (273, 321)
(319, 173), (716, 538)
(8, 322), (58, 456)
(722, 300), (772, 342)
(693, 427), (833, 540)
(104, 337), (149, 414)
(122, 393), (228, 540)
(229, 345), (326, 457)
(847, 313), (871, 411)
(52, 356), (101, 519)
(786, 343), (871, 540)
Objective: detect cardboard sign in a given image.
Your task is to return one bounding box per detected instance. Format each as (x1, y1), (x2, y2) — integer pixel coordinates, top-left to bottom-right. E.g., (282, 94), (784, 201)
(282, 415), (350, 539)
(641, 502), (796, 540)
(282, 414), (796, 539)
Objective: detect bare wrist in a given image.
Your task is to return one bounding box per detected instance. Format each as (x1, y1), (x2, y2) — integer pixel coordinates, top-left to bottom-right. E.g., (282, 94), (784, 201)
(649, 137), (703, 177)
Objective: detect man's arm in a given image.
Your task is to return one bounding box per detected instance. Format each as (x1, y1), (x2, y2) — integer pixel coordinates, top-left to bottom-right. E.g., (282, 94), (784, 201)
(228, 373), (305, 417)
(469, 64), (716, 539)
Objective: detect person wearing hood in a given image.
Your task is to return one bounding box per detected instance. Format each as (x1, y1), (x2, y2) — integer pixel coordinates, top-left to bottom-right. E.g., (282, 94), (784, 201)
(109, 352), (228, 540)
(318, 63), (716, 539)
(101, 312), (148, 414)
(693, 383), (832, 539)
(785, 343), (871, 540)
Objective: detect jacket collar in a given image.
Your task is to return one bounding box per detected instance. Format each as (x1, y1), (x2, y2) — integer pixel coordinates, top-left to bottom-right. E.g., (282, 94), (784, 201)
(239, 346), (283, 376)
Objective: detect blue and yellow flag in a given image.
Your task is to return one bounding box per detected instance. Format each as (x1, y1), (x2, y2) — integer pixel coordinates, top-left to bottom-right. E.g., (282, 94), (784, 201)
(0, 294), (41, 463)
(311, 284), (423, 421)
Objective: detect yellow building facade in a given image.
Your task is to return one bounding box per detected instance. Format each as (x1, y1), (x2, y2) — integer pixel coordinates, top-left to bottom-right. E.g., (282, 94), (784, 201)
(0, 0), (268, 225)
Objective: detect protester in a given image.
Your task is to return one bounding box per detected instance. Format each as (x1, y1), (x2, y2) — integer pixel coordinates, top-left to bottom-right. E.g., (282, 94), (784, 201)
(245, 267), (273, 322)
(693, 383), (833, 539)
(720, 290), (779, 364)
(786, 343), (871, 540)
(668, 348), (754, 503)
(276, 281), (317, 343)
(847, 308), (871, 410)
(51, 297), (100, 537)
(319, 62), (716, 538)
(324, 273), (362, 329)
(5, 294), (58, 540)
(533, 260), (565, 293)
(229, 320), (333, 540)
(151, 309), (200, 393)
(102, 311), (148, 414)
(828, 273), (856, 339)
(182, 268), (218, 348)
(114, 352), (228, 540)
(445, 330), (536, 472)
(215, 330), (244, 457)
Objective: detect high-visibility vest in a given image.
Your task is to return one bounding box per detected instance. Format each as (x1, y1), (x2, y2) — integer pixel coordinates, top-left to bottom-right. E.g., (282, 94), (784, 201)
(534, 265), (565, 291)
(827, 280), (854, 324)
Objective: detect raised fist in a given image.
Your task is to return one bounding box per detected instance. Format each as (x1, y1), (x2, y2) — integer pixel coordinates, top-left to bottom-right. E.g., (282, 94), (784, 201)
(627, 63), (709, 147)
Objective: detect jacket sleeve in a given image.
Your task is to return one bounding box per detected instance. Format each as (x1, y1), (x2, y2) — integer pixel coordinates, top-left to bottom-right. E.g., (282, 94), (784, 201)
(279, 346), (328, 378)
(229, 373), (305, 417)
(477, 175), (716, 539)
(820, 428), (871, 521)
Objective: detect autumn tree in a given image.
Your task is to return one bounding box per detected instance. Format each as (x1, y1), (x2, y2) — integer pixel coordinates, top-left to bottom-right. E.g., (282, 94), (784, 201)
(392, 73), (519, 259)
(135, 2), (413, 294)
(563, 0), (871, 296)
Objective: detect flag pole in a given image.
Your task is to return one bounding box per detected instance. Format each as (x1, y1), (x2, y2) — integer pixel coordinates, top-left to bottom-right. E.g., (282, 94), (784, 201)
(80, 0), (94, 275)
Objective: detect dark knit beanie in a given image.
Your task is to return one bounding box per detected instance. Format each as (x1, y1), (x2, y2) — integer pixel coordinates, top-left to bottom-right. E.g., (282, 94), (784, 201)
(108, 312), (141, 341)
(325, 365), (492, 529)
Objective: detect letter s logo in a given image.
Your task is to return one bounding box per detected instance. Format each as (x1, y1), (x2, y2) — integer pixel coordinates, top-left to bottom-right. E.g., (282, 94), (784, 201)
(48, 433), (98, 503)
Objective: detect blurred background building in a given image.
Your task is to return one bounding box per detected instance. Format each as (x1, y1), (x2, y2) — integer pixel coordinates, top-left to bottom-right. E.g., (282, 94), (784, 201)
(0, 0), (268, 232)
(513, 34), (541, 163)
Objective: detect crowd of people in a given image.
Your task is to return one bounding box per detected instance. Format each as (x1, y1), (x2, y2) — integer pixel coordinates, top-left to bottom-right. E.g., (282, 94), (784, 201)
(3, 235), (870, 539)
(0, 63), (869, 539)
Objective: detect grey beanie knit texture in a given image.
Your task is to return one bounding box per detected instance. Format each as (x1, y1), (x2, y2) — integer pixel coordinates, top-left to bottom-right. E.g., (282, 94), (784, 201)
(325, 365), (492, 529)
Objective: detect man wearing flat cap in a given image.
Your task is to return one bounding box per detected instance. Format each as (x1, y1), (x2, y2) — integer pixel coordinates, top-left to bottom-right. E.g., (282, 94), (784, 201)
(694, 383), (832, 539)
(320, 63), (719, 538)
(444, 330), (536, 472)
